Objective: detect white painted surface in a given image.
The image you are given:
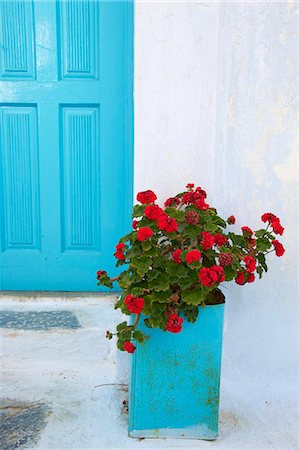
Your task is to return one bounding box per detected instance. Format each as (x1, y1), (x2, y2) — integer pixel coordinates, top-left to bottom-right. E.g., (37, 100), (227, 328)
(1, 2), (298, 449)
(1, 297), (298, 449)
(134, 0), (298, 396)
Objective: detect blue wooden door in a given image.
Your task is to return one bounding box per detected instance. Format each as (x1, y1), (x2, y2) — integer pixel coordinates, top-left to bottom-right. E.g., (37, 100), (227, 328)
(0, 0), (133, 291)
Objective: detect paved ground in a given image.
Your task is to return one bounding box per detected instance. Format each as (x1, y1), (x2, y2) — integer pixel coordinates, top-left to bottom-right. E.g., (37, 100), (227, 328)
(0, 295), (298, 450)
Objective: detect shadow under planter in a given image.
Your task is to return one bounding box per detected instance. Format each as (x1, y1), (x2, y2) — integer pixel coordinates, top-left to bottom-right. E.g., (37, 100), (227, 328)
(129, 304), (224, 439)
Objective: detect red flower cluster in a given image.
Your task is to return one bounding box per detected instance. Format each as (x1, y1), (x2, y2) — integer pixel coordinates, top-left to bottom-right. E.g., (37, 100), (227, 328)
(227, 215), (236, 224)
(124, 294), (145, 314)
(144, 205), (164, 220)
(235, 271), (255, 285)
(273, 239), (285, 257)
(248, 273), (255, 283)
(132, 220), (139, 229)
(137, 226), (154, 241)
(261, 213), (284, 236)
(195, 197), (209, 210)
(243, 255), (256, 273)
(218, 252), (234, 267)
(97, 270), (107, 278)
(185, 249), (202, 264)
(199, 265), (225, 287)
(124, 341), (136, 353)
(242, 226), (254, 237)
(137, 190), (157, 204)
(200, 231), (214, 250)
(185, 210), (200, 225)
(164, 196), (180, 207)
(115, 242), (125, 260)
(166, 314), (184, 333)
(235, 271), (245, 285)
(157, 215), (178, 233)
(214, 234), (228, 246)
(172, 249), (182, 264)
(186, 183), (195, 189)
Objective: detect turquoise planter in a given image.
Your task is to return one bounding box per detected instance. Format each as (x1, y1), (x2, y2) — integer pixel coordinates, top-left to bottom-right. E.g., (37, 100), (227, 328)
(129, 304), (225, 439)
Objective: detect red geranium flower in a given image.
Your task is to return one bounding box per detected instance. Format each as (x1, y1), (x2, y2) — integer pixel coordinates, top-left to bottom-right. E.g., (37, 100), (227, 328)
(214, 234), (228, 246)
(132, 220), (139, 229)
(136, 190), (157, 204)
(166, 314), (183, 333)
(227, 215), (236, 224)
(271, 219), (284, 236)
(97, 270), (107, 278)
(124, 294), (145, 314)
(172, 249), (182, 264)
(164, 196), (180, 207)
(218, 252), (234, 267)
(124, 341), (136, 353)
(185, 210), (200, 225)
(116, 243), (125, 251)
(199, 266), (224, 287)
(115, 250), (125, 260)
(272, 239), (285, 257)
(242, 226), (254, 237)
(200, 231), (215, 250)
(185, 249), (202, 264)
(243, 255), (256, 273)
(144, 205), (164, 220)
(137, 227), (154, 241)
(247, 273), (255, 283)
(261, 212), (278, 223)
(235, 271), (245, 285)
(157, 215), (178, 233)
(195, 197), (209, 210)
(186, 183), (195, 190)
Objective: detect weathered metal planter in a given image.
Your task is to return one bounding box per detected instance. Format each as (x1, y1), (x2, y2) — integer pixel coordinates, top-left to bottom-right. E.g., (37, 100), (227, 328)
(129, 304), (224, 440)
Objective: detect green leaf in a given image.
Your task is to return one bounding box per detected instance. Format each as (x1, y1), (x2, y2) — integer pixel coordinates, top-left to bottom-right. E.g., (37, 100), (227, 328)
(165, 208), (186, 222)
(214, 216), (227, 228)
(116, 321), (128, 332)
(228, 233), (246, 247)
(166, 261), (189, 279)
(184, 225), (199, 238)
(118, 271), (132, 289)
(119, 233), (132, 243)
(256, 265), (263, 279)
(130, 287), (145, 296)
(183, 304), (199, 323)
(177, 271), (198, 289)
(181, 286), (205, 306)
(203, 221), (218, 233)
(223, 266), (237, 281)
(255, 229), (267, 238)
(142, 240), (152, 251)
(132, 204), (145, 218)
(148, 271), (170, 292)
(256, 237), (272, 252)
(144, 318), (153, 328)
(144, 290), (172, 305)
(257, 253), (268, 272)
(133, 330), (146, 343)
(131, 256), (152, 277)
(146, 269), (160, 282)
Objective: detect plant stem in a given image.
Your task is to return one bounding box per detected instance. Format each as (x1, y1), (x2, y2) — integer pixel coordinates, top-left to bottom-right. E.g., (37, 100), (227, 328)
(133, 314), (140, 328)
(110, 276), (120, 282)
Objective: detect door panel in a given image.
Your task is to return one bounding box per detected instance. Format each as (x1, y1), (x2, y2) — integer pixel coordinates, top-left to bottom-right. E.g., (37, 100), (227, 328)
(0, 0), (133, 291)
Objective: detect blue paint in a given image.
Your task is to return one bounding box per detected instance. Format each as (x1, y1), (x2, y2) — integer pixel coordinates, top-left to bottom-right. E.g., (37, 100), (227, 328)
(129, 304), (224, 439)
(0, 0), (134, 291)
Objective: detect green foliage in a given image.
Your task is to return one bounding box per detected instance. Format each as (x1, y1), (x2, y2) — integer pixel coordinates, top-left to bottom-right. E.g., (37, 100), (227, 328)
(97, 184), (284, 352)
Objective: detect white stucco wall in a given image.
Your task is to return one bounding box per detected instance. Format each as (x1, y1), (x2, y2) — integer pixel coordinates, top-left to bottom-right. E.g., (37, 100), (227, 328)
(134, 1), (298, 384)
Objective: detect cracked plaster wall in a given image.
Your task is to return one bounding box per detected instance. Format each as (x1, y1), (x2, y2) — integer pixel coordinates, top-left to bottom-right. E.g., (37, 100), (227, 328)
(134, 1), (298, 384)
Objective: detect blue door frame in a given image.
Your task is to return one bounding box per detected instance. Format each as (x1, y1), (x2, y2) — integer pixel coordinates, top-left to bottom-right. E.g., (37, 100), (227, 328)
(0, 0), (134, 291)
